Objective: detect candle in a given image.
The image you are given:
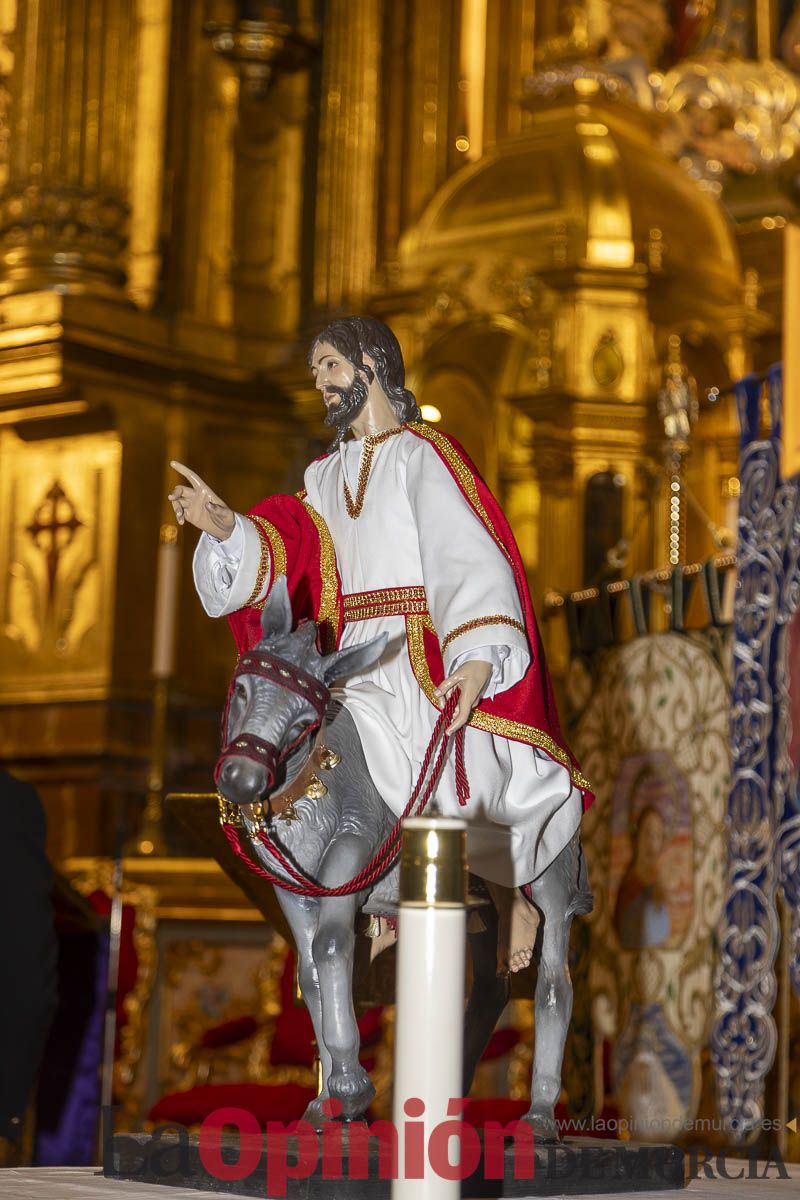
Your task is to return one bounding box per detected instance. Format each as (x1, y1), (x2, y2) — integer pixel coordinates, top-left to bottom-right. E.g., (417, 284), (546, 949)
(392, 816), (468, 1200)
(152, 524), (179, 678)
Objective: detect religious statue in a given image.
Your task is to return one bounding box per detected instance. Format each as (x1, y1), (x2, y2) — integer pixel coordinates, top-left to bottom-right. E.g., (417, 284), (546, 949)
(170, 317), (594, 1138)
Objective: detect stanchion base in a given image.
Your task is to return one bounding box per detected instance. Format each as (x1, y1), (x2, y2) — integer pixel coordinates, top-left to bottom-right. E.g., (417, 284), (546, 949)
(106, 1129), (687, 1197)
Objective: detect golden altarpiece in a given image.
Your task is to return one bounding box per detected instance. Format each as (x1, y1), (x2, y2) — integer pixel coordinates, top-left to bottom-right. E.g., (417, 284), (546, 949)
(0, 0), (799, 1142)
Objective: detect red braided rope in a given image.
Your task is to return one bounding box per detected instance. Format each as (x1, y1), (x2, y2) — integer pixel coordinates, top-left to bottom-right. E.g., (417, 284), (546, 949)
(221, 691), (465, 897)
(454, 728), (470, 806)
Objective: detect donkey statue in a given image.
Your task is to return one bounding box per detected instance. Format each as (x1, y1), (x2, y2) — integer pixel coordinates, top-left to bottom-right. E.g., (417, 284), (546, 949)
(215, 577), (592, 1138)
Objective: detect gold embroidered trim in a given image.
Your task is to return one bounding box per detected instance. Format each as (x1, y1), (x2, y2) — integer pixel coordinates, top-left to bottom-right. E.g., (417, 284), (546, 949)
(295, 487), (308, 500)
(248, 516), (288, 610)
(345, 601), (430, 622)
(251, 515), (288, 575)
(407, 423), (512, 564)
(405, 613), (593, 794)
(343, 586), (427, 609)
(343, 586), (428, 621)
(442, 615), (526, 653)
(245, 517), (273, 608)
(301, 500), (340, 652)
(343, 426), (405, 519)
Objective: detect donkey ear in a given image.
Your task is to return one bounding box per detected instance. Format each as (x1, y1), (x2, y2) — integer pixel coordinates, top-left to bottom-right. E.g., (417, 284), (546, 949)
(261, 575), (292, 640)
(322, 632), (388, 684)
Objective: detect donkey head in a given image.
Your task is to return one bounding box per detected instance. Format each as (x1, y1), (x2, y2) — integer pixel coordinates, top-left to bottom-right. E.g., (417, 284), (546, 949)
(216, 576), (387, 805)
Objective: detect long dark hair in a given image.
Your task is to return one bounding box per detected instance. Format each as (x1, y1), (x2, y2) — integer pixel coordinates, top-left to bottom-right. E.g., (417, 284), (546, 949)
(308, 317), (421, 438)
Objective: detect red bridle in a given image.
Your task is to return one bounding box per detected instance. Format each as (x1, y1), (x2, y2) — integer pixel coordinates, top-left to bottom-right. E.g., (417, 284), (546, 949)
(214, 649), (330, 791)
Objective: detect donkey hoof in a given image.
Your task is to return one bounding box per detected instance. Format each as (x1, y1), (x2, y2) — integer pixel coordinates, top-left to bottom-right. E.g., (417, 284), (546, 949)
(329, 1067), (375, 1120)
(302, 1094), (331, 1131)
(524, 1107), (560, 1143)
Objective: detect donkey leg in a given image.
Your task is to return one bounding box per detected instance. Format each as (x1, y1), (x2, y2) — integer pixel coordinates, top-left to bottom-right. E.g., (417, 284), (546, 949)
(523, 833), (588, 1142)
(463, 898), (510, 1095)
(273, 888), (334, 1124)
(312, 832), (376, 1120)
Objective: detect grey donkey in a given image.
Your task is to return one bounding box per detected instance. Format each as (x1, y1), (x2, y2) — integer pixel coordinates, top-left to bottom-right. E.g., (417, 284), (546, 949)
(216, 577), (592, 1139)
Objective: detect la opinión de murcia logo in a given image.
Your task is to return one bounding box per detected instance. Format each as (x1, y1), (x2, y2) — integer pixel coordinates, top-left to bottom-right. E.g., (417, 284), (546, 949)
(103, 1103), (794, 1197)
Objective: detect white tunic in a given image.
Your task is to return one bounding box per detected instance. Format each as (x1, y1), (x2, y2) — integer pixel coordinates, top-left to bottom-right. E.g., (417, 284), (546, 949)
(193, 427), (581, 886)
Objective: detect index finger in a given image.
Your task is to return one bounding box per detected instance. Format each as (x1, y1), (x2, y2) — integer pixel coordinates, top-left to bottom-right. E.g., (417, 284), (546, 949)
(170, 460), (206, 490)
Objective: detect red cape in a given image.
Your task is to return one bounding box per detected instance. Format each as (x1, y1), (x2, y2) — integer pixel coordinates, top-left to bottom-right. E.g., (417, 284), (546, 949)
(227, 424), (593, 808)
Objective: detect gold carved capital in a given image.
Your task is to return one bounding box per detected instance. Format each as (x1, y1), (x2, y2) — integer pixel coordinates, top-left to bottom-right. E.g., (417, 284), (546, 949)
(205, 13), (319, 100)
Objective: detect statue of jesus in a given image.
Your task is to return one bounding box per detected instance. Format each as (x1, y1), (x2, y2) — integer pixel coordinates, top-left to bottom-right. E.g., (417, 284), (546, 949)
(170, 316), (591, 935)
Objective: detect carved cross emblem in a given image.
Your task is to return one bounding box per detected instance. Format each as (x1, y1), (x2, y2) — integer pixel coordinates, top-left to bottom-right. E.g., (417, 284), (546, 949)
(26, 480), (84, 608)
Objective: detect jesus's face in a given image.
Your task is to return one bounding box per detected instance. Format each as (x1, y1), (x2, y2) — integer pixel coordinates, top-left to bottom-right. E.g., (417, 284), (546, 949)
(310, 340), (369, 433)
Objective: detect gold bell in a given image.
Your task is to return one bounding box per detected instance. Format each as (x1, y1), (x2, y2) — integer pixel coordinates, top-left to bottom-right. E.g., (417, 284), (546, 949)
(305, 774), (328, 800)
(319, 746), (341, 771)
(279, 799), (301, 823)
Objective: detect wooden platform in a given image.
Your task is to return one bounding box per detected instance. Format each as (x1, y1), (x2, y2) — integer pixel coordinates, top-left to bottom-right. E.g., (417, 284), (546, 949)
(2, 1162), (797, 1200)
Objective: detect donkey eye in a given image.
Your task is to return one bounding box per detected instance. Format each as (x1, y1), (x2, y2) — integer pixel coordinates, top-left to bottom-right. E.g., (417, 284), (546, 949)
(235, 683), (247, 701)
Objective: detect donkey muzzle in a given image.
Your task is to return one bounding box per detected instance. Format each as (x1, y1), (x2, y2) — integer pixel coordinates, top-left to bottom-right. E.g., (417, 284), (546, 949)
(215, 733), (279, 805)
(216, 755), (272, 805)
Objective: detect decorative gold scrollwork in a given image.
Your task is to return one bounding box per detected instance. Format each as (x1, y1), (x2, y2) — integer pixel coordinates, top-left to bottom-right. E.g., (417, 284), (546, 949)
(217, 794), (246, 829)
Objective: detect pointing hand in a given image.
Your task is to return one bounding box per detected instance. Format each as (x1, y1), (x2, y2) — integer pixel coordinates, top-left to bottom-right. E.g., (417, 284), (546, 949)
(168, 461), (236, 539)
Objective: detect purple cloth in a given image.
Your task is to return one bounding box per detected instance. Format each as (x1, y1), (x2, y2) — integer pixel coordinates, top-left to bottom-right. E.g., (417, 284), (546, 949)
(35, 930), (108, 1165)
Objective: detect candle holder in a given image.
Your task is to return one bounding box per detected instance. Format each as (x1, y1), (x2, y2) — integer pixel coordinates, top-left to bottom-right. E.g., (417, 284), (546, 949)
(125, 523), (179, 857)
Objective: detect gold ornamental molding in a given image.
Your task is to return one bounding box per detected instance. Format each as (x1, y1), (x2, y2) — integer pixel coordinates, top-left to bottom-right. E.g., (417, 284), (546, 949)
(62, 856), (263, 925)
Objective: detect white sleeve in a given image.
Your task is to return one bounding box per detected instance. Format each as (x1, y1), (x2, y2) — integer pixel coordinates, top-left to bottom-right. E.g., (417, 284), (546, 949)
(406, 440), (530, 695)
(192, 513), (269, 617)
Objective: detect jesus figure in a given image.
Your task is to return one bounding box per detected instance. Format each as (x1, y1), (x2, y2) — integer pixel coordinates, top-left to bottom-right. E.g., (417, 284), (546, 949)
(170, 316), (591, 965)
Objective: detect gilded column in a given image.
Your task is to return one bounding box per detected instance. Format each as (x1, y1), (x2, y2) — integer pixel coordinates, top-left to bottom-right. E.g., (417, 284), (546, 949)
(313, 0), (381, 310)
(0, 0), (138, 296)
(127, 0), (172, 309)
(233, 72), (309, 339)
(0, 1), (15, 193)
(484, 0), (538, 143)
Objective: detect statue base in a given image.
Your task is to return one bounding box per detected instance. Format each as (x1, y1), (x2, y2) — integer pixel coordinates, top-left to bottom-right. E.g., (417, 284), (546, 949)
(105, 1128), (687, 1196)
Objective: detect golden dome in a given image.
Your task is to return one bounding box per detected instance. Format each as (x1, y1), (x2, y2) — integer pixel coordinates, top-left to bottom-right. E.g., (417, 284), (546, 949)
(400, 88), (741, 322)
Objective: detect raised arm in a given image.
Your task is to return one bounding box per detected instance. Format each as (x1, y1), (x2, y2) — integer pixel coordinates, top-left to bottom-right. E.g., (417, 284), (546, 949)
(174, 462), (327, 625)
(168, 461), (265, 618)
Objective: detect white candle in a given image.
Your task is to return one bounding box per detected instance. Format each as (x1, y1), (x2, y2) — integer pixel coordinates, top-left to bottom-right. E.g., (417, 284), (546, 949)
(392, 817), (468, 1200)
(152, 526), (179, 678)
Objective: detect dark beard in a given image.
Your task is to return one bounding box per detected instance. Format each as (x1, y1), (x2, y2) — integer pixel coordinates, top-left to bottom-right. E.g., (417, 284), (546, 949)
(322, 374), (369, 435)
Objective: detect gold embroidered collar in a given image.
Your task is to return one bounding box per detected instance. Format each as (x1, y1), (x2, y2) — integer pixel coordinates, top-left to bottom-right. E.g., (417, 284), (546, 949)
(342, 426), (404, 519)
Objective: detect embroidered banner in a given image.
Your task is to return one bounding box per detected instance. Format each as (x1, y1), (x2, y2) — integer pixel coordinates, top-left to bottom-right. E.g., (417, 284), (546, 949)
(710, 364), (800, 1139)
(572, 629), (730, 1139)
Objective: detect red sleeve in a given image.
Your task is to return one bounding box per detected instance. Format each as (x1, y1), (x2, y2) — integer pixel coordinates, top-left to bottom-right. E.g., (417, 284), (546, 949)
(226, 495), (342, 656)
